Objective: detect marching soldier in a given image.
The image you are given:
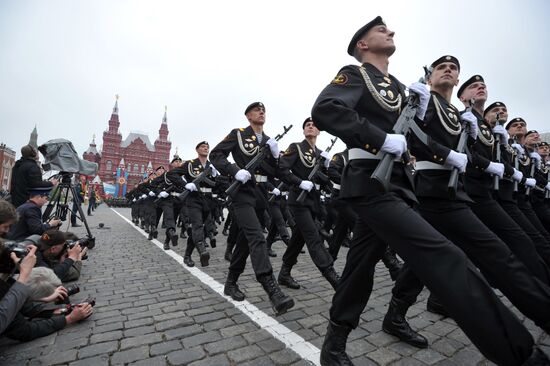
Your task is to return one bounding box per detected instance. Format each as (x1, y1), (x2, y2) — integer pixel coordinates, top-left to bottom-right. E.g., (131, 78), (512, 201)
(277, 118), (340, 290)
(312, 17), (548, 365)
(210, 102), (295, 316)
(167, 141), (217, 265)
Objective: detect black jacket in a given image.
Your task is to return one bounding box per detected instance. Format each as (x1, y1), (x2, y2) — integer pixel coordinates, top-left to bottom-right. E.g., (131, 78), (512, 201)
(8, 201), (54, 241)
(10, 158), (53, 208)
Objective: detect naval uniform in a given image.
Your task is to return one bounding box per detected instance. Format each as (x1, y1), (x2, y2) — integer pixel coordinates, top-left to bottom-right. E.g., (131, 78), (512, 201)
(312, 62), (536, 365)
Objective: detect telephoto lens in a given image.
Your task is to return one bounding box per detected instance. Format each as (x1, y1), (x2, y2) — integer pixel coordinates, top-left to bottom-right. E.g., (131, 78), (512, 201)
(66, 284), (80, 296)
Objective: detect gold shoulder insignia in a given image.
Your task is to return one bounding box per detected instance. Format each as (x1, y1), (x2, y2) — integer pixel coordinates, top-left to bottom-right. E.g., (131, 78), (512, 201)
(331, 73), (348, 85)
(239, 128), (245, 131)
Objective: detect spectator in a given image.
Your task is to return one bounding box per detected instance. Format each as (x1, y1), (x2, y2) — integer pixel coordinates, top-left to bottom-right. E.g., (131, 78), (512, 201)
(0, 199), (17, 238)
(87, 190), (96, 216)
(10, 145), (58, 208)
(7, 188), (61, 241)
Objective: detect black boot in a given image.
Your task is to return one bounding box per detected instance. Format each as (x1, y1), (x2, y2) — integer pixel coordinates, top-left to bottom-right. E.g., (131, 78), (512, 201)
(381, 247), (403, 281)
(195, 241), (210, 267)
(148, 226), (154, 240)
(209, 234), (217, 248)
(383, 297), (428, 348)
(258, 274), (294, 316)
(523, 347), (550, 365)
(278, 264), (300, 289)
(225, 241), (235, 262)
(322, 266), (340, 290)
(267, 241), (277, 257)
(183, 255), (195, 267)
(224, 271), (245, 301)
(222, 228), (228, 236)
(167, 228), (178, 247)
(426, 294), (450, 318)
(320, 320), (355, 366)
(163, 235), (170, 250)
(180, 229), (187, 239)
(152, 227), (158, 239)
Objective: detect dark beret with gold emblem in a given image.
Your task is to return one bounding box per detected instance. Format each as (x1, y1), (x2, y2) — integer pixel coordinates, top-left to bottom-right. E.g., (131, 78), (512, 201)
(539, 141), (549, 147)
(244, 102), (265, 115)
(525, 130), (538, 137)
(155, 166), (165, 172)
(483, 101), (507, 117)
(347, 16), (385, 56)
(430, 55), (460, 71)
(505, 117), (526, 130)
(457, 74), (484, 98)
(171, 154), (182, 163)
(302, 117), (314, 129)
(195, 141), (209, 149)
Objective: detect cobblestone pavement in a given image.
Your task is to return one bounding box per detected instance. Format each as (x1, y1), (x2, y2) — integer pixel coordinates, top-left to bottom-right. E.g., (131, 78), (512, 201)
(1, 205), (548, 366)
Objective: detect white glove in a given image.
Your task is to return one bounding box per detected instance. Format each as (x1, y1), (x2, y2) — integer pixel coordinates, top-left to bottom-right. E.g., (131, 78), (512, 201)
(546, 161), (550, 167)
(235, 169), (251, 184)
(148, 191), (156, 197)
(132, 198), (137, 202)
(545, 182), (550, 191)
(492, 125), (509, 142)
(380, 134), (407, 157)
(511, 143), (525, 156)
(299, 180), (314, 192)
(272, 188), (281, 196)
(530, 152), (542, 166)
(141, 194), (147, 199)
(210, 164), (219, 177)
(320, 151), (332, 168)
(185, 183), (197, 192)
(461, 111), (478, 140)
(408, 82), (430, 120)
(512, 168), (523, 182)
(266, 138), (280, 158)
(484, 162), (504, 178)
(159, 191), (169, 198)
(525, 178), (536, 188)
(445, 150), (468, 173)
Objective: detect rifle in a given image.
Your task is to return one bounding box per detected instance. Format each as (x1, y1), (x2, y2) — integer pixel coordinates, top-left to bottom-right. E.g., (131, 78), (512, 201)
(178, 164), (216, 202)
(296, 137), (338, 204)
(225, 124), (293, 196)
(492, 112), (505, 191)
(512, 134), (520, 192)
(525, 143), (539, 196)
(546, 165), (550, 199)
(268, 181), (285, 203)
(371, 67), (431, 192)
(447, 98), (475, 197)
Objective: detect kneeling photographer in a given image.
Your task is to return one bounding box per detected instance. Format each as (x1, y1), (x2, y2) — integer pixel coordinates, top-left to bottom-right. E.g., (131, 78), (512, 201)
(35, 230), (87, 282)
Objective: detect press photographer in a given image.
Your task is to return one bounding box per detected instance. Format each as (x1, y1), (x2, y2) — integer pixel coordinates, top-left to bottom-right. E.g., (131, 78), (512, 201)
(35, 230), (85, 282)
(7, 187), (62, 241)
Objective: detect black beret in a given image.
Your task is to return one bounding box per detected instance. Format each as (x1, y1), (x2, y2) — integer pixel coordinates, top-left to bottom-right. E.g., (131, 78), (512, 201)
(539, 141), (549, 147)
(483, 101), (507, 117)
(195, 141), (209, 149)
(29, 186), (52, 197)
(347, 16), (385, 56)
(430, 55), (460, 71)
(244, 102), (265, 115)
(302, 117), (313, 129)
(525, 130), (538, 137)
(171, 155), (182, 163)
(155, 166), (165, 172)
(505, 117), (526, 130)
(457, 75), (484, 98)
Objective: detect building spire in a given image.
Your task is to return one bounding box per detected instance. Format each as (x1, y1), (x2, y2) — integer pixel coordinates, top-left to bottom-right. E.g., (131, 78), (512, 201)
(113, 94), (119, 115)
(162, 105), (167, 124)
(29, 124), (38, 149)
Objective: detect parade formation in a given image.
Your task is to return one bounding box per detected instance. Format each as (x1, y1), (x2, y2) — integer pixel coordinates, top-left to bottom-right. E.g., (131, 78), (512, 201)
(2, 14), (550, 366)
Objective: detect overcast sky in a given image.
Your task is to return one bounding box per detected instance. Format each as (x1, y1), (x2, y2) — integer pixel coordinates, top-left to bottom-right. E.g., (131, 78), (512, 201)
(1, 0), (548, 161)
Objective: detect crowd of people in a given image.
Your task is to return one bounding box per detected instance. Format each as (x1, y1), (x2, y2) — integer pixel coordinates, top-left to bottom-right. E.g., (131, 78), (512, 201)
(2, 15), (550, 366)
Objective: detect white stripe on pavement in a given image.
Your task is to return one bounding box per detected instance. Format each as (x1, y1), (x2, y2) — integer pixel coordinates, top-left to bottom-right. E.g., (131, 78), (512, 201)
(111, 208), (321, 365)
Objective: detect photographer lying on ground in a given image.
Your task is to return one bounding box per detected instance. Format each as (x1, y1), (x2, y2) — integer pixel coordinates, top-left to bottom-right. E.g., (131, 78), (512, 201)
(7, 187), (61, 241)
(35, 230), (86, 282)
(0, 239), (93, 342)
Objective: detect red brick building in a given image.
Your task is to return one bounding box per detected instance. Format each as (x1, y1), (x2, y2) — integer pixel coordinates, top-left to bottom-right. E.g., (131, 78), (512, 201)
(0, 143), (16, 191)
(83, 98), (171, 192)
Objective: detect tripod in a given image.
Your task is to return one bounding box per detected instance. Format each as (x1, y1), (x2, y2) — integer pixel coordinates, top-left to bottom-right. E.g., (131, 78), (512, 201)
(42, 172), (95, 247)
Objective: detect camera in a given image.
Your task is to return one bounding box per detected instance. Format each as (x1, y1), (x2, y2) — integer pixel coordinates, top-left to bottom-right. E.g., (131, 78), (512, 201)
(0, 239), (34, 273)
(66, 284), (80, 296)
(66, 237), (95, 250)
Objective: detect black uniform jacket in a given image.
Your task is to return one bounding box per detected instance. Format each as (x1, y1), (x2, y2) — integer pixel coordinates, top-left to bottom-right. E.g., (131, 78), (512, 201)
(210, 125), (277, 206)
(410, 92), (471, 202)
(278, 139), (329, 207)
(311, 62), (415, 202)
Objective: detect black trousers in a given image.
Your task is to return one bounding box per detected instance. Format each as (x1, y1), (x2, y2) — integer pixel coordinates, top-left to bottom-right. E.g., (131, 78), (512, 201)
(328, 199), (358, 260)
(157, 197), (176, 233)
(281, 204), (333, 270)
(499, 199), (550, 267)
(468, 196), (550, 285)
(143, 198), (157, 228)
(330, 193), (534, 366)
(518, 195), (550, 243)
(266, 202), (290, 245)
(532, 198), (550, 233)
(228, 190), (273, 278)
